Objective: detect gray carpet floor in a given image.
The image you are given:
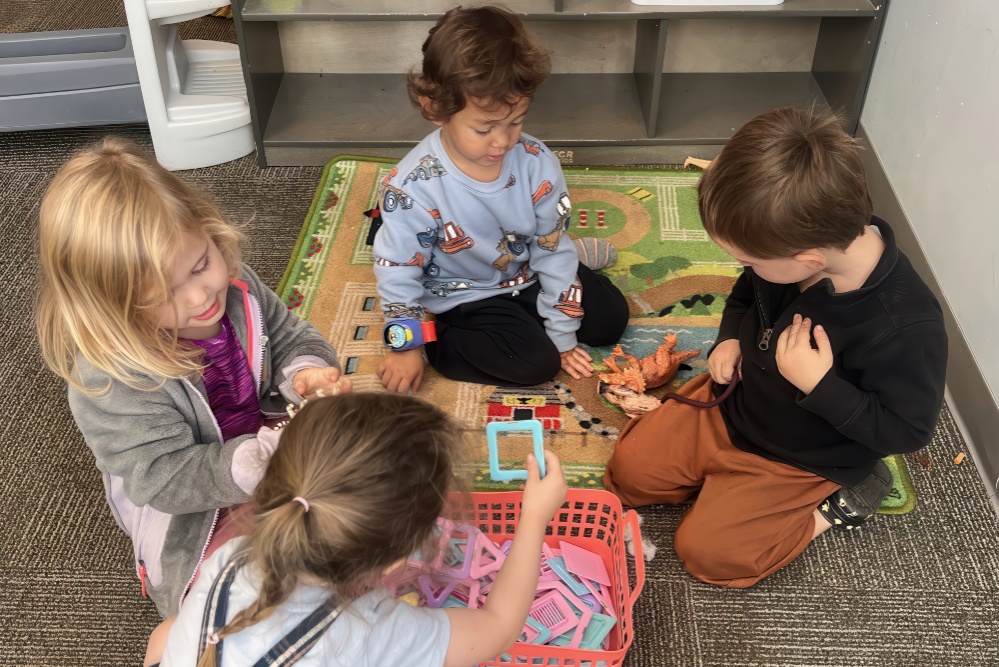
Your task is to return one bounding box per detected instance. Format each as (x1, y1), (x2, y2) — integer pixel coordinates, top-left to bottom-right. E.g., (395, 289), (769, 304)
(3, 5), (999, 666)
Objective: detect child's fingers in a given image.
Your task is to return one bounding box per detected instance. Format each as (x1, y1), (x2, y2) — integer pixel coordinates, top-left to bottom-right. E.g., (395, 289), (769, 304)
(562, 362), (581, 380)
(382, 368), (398, 392)
(562, 349), (592, 379)
(800, 318), (817, 350)
(813, 324), (832, 358)
(542, 448), (562, 476)
(394, 375), (412, 394)
(525, 452), (540, 481)
(293, 369), (312, 394)
(570, 357), (592, 378)
(786, 314), (802, 347)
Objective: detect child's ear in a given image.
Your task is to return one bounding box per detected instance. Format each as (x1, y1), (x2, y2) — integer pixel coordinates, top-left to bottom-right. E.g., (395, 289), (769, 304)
(419, 96), (445, 127)
(793, 250), (827, 271)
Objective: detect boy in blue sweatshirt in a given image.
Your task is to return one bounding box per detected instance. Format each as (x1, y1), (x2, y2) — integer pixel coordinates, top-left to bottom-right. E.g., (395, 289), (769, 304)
(373, 6), (629, 393)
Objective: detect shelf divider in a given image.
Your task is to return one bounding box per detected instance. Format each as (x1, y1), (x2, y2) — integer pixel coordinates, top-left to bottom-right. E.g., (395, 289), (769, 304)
(634, 19), (669, 139)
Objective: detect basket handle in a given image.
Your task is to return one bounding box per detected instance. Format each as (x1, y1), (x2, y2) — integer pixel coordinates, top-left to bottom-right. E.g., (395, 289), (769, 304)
(624, 509), (646, 608)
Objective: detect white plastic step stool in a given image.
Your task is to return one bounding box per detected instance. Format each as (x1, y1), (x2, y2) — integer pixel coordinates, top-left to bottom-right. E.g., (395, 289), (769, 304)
(123, 0), (253, 170)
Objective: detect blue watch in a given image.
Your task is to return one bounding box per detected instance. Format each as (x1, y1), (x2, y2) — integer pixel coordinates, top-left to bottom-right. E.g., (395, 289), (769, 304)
(384, 319), (437, 351)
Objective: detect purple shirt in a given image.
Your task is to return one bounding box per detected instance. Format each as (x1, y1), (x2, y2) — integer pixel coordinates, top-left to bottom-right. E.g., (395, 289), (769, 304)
(184, 314), (263, 442)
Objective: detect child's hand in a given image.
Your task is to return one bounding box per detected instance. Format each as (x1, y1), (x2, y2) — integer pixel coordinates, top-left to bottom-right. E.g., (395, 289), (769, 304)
(708, 339), (742, 384)
(378, 348), (425, 393)
(775, 314), (833, 394)
(292, 366), (352, 400)
(521, 450), (568, 525)
(560, 346), (593, 380)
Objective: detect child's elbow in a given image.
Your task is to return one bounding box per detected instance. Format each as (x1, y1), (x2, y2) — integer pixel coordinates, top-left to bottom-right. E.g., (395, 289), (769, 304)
(486, 616), (527, 658)
(500, 627), (525, 653)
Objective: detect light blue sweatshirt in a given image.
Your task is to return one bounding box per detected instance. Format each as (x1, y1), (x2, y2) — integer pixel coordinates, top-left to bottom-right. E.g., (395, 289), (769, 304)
(372, 130), (582, 352)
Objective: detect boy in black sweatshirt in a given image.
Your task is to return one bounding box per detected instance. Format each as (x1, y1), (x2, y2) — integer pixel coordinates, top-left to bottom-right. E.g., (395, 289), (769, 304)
(604, 107), (947, 587)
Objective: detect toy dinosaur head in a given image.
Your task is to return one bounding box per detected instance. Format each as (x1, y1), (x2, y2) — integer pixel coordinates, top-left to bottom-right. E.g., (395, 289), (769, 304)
(598, 382), (662, 419)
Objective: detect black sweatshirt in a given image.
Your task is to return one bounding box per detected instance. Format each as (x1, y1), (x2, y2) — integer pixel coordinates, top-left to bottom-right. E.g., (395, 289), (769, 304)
(714, 218), (947, 487)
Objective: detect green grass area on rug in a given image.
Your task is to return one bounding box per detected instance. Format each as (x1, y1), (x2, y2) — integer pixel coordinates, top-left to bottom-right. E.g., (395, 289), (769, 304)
(277, 156), (915, 515)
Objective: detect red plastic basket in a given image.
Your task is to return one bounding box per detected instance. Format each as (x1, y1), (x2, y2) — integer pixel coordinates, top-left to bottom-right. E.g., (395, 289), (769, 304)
(464, 489), (646, 667)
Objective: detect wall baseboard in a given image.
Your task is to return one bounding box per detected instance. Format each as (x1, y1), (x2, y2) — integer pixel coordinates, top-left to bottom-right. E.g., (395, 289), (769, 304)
(859, 122), (999, 517)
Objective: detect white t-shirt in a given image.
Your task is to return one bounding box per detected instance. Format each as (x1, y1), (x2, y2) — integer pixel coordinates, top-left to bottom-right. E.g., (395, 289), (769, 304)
(160, 538), (451, 667)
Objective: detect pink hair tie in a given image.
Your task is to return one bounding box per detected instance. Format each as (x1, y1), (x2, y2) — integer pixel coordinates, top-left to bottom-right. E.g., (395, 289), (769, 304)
(206, 633), (220, 645)
(292, 496), (310, 512)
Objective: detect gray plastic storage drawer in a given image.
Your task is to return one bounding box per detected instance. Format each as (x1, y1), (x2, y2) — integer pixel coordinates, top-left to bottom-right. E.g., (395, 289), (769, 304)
(0, 28), (146, 131)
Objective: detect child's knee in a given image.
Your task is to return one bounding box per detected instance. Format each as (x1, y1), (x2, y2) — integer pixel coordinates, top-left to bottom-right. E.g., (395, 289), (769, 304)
(506, 348), (561, 386)
(583, 289), (629, 347)
(674, 521), (759, 587)
(674, 521), (735, 583)
(602, 447), (661, 508)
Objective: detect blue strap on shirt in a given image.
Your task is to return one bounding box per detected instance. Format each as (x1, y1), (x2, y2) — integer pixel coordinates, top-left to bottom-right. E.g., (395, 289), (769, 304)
(198, 553), (344, 666)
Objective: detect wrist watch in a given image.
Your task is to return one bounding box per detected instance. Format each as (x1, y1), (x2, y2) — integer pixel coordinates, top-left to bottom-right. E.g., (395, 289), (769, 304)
(383, 319), (437, 351)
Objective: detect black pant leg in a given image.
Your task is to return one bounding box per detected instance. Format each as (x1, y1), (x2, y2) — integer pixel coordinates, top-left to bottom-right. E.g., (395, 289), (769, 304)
(425, 291), (561, 386)
(575, 263), (630, 347)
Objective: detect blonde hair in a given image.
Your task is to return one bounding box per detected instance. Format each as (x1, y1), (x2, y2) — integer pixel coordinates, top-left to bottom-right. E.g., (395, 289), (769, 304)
(36, 137), (244, 393)
(197, 392), (459, 667)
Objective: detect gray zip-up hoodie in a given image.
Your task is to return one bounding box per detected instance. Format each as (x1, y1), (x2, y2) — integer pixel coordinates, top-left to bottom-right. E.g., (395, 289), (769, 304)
(68, 266), (339, 617)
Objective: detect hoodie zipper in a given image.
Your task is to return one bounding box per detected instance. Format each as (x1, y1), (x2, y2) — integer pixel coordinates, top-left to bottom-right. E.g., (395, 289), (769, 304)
(233, 278), (266, 392)
(178, 509), (220, 610)
(752, 276), (773, 351)
(178, 377), (226, 610)
(176, 281), (263, 610)
(258, 334), (269, 388)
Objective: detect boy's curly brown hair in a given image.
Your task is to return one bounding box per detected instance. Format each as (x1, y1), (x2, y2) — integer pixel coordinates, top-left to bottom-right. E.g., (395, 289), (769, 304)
(408, 5), (551, 122)
(698, 106), (873, 259)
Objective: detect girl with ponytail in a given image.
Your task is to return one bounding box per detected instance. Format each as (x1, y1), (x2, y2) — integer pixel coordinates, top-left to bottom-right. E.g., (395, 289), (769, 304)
(144, 391), (567, 667)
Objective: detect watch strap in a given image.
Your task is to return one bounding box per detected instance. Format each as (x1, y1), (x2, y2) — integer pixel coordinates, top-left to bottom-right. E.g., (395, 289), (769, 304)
(420, 320), (437, 344)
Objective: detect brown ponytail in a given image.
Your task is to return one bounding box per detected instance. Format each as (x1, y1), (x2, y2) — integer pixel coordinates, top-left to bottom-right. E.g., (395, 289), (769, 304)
(196, 392), (459, 664)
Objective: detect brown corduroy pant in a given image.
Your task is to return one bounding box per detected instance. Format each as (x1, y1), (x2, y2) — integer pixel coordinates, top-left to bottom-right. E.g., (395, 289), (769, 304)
(603, 373), (841, 588)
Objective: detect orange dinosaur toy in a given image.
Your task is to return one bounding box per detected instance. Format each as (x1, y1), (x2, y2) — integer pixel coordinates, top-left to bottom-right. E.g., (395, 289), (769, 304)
(599, 334), (701, 418)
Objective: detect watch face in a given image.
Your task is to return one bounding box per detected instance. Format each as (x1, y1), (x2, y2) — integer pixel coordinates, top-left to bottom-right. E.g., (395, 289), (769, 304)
(385, 324), (412, 349)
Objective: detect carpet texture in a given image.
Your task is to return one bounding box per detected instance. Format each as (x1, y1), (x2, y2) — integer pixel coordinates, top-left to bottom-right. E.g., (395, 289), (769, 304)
(3, 7), (999, 667)
(279, 156), (915, 512)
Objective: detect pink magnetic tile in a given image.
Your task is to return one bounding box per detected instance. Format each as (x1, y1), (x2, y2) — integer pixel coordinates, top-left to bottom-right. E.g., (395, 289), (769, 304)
(441, 523), (478, 579)
(528, 590), (578, 639)
(409, 517), (455, 572)
(559, 541), (611, 587)
(469, 532), (505, 579)
(582, 579), (614, 619)
(466, 580), (482, 609)
(535, 580), (593, 649)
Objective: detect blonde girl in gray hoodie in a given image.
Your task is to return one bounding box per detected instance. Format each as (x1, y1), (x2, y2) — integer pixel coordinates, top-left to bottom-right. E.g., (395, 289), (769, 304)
(37, 138), (347, 617)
